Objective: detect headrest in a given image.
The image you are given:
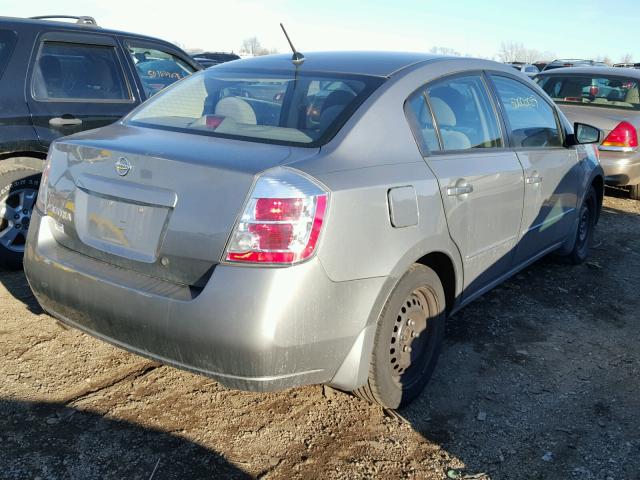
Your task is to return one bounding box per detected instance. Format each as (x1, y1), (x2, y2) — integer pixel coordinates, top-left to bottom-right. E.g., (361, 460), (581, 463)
(215, 97), (257, 125)
(430, 97), (456, 127)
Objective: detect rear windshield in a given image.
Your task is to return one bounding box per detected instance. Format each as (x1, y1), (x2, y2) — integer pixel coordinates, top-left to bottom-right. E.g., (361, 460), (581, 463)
(537, 75), (640, 110)
(127, 69), (383, 146)
(0, 30), (17, 80)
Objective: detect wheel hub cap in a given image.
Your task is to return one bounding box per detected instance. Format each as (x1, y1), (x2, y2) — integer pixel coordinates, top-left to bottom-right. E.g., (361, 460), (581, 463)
(0, 188), (37, 253)
(390, 289), (430, 375)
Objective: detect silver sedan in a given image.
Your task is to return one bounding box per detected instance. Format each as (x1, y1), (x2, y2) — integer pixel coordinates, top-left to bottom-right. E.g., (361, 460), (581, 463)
(25, 52), (604, 408)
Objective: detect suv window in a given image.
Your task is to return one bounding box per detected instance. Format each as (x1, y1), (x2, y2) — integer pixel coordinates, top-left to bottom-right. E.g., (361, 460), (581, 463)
(491, 76), (562, 148)
(32, 42), (130, 101)
(0, 30), (17, 80)
(126, 43), (195, 97)
(426, 75), (503, 151)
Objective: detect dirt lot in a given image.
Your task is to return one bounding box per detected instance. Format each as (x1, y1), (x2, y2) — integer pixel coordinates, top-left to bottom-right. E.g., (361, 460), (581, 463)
(1, 194), (639, 480)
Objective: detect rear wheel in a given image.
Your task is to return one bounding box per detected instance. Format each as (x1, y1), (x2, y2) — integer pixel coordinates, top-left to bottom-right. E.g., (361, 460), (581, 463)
(563, 186), (597, 265)
(354, 264), (446, 408)
(0, 168), (41, 270)
(630, 184), (640, 201)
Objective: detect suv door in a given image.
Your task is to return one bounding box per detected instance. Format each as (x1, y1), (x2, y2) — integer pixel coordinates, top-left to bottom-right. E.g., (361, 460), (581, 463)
(488, 74), (578, 264)
(120, 38), (197, 99)
(26, 31), (138, 147)
(405, 73), (524, 300)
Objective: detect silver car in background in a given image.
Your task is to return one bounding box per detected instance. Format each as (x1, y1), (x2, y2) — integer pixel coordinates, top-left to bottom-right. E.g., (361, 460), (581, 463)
(25, 52), (604, 408)
(536, 67), (640, 199)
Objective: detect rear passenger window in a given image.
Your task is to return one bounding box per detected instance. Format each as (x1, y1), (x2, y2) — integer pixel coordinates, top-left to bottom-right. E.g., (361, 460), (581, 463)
(491, 76), (562, 148)
(33, 42), (130, 101)
(0, 30), (17, 80)
(427, 75), (503, 151)
(126, 43), (195, 98)
(405, 91), (440, 153)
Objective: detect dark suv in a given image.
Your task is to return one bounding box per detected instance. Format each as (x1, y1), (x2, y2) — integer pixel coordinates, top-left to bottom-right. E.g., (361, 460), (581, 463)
(0, 15), (200, 269)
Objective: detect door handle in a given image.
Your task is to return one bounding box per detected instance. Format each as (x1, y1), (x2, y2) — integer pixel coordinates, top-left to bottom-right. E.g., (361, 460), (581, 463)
(446, 184), (474, 196)
(525, 175), (543, 185)
(49, 117), (83, 127)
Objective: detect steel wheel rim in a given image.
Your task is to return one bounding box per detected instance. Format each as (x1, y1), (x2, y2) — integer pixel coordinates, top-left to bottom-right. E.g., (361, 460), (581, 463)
(577, 202), (590, 244)
(0, 187), (37, 253)
(389, 287), (434, 389)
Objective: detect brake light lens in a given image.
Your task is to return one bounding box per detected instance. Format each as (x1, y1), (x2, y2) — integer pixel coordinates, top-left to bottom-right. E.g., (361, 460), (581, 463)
(224, 168), (328, 265)
(601, 121), (638, 150)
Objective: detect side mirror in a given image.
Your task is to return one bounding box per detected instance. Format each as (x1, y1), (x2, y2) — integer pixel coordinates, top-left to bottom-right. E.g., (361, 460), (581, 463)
(574, 122), (601, 144)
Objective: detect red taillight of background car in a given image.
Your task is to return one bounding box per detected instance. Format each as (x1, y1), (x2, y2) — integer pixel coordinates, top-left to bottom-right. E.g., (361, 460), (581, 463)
(589, 85), (599, 97)
(225, 169), (328, 265)
(600, 121), (638, 150)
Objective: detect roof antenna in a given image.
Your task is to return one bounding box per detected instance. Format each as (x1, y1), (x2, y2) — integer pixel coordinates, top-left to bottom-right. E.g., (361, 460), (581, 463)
(280, 23), (305, 66)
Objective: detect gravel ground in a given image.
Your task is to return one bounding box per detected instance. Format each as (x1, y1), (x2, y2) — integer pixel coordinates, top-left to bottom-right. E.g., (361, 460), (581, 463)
(1, 194), (639, 480)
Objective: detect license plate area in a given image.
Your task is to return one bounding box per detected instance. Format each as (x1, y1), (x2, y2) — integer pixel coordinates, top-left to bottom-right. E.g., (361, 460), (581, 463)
(75, 189), (170, 263)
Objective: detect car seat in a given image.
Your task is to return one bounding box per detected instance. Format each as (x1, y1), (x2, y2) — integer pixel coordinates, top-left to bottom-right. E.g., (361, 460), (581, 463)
(429, 97), (471, 150)
(558, 80), (584, 99)
(215, 97), (257, 124)
(625, 87), (640, 105)
(318, 90), (356, 132)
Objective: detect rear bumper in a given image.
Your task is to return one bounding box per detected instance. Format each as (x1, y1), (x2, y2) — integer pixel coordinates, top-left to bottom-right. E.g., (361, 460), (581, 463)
(598, 150), (640, 186)
(24, 211), (386, 392)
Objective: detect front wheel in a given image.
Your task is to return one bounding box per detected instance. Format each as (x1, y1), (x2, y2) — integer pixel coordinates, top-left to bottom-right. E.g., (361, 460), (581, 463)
(354, 264), (446, 408)
(562, 186), (597, 265)
(0, 168), (41, 270)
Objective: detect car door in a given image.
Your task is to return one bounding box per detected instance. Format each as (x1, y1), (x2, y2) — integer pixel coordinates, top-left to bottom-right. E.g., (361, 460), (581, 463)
(488, 74), (578, 265)
(405, 73), (525, 300)
(26, 31), (138, 148)
(119, 38), (198, 100)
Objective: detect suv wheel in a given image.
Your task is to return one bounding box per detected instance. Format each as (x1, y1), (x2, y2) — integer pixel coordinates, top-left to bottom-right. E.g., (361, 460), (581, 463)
(0, 167), (41, 270)
(354, 264), (446, 409)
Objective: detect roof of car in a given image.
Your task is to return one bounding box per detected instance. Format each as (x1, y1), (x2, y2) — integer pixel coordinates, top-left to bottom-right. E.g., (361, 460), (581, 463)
(0, 16), (177, 46)
(212, 51), (445, 78)
(537, 66), (640, 78)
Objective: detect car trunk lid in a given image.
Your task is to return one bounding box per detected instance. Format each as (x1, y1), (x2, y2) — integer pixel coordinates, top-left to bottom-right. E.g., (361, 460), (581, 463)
(44, 123), (319, 287)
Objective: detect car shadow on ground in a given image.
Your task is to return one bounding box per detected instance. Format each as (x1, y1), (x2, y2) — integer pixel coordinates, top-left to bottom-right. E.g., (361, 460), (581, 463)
(0, 399), (251, 479)
(0, 270), (43, 314)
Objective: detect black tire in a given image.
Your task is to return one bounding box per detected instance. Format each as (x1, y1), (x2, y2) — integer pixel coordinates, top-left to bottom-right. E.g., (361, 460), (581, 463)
(630, 184), (640, 201)
(0, 168), (41, 270)
(354, 264), (446, 409)
(563, 186), (597, 265)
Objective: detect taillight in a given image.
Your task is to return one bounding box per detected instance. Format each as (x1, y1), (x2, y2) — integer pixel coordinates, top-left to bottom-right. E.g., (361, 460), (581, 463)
(600, 121), (638, 151)
(35, 151), (52, 212)
(224, 168), (328, 265)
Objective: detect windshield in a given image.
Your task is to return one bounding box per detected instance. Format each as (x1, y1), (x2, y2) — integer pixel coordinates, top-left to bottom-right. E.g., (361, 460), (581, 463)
(0, 30), (17, 80)
(127, 69), (383, 146)
(537, 74), (640, 110)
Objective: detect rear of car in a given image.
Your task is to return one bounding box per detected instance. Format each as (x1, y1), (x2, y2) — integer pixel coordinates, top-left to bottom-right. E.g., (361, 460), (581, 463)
(536, 68), (640, 198)
(24, 66), (387, 391)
